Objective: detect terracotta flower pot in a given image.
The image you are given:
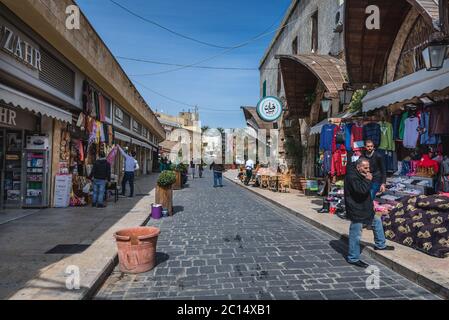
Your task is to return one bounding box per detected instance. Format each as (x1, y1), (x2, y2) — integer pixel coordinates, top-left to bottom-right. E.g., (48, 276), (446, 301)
(155, 185), (173, 216)
(114, 227), (160, 274)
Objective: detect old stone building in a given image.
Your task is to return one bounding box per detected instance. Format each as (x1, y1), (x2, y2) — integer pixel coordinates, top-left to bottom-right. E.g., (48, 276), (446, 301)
(259, 0), (347, 177)
(0, 0), (164, 208)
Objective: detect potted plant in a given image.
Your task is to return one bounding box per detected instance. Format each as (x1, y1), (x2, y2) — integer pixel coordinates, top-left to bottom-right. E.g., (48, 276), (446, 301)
(156, 170), (176, 216)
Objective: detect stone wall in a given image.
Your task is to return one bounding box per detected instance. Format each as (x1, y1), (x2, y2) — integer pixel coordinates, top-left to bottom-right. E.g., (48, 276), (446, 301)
(1, 0), (165, 140)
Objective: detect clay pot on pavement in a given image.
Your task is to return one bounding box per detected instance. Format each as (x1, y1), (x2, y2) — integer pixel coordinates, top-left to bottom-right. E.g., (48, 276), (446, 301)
(114, 227), (160, 274)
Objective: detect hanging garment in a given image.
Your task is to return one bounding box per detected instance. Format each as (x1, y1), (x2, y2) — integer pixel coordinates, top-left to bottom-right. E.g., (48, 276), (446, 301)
(323, 150), (333, 174)
(403, 117), (419, 149)
(344, 123), (353, 152)
(363, 122), (381, 147)
(378, 149), (397, 173)
(107, 146), (118, 165)
(82, 81), (93, 116)
(96, 121), (102, 143)
(99, 122), (106, 143)
(319, 124), (336, 152)
(108, 125), (113, 146)
(103, 123), (109, 144)
(350, 123), (364, 151)
(79, 140), (84, 162)
(334, 125), (345, 152)
(86, 116), (95, 134)
(420, 111), (440, 145)
(76, 113), (85, 129)
(98, 94), (106, 122)
(331, 145), (347, 177)
(429, 102), (449, 135)
(392, 114), (401, 140)
(378, 121), (395, 151)
(399, 112), (409, 140)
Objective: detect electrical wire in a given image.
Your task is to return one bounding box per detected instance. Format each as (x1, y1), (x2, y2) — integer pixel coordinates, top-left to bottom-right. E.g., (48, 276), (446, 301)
(133, 79), (241, 113)
(109, 0), (233, 49)
(116, 56), (279, 72)
(121, 12), (304, 77)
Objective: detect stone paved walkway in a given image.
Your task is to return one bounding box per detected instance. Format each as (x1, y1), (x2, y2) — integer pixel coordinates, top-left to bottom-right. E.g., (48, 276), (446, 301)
(96, 170), (439, 300)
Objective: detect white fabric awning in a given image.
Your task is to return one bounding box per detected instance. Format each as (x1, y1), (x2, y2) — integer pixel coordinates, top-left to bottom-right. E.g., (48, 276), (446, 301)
(363, 59), (449, 112)
(309, 110), (359, 135)
(114, 131), (131, 142)
(0, 83), (72, 123)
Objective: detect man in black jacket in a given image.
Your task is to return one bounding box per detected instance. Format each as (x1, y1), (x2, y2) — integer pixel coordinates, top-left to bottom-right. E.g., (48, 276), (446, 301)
(89, 151), (111, 208)
(345, 158), (393, 268)
(363, 140), (386, 200)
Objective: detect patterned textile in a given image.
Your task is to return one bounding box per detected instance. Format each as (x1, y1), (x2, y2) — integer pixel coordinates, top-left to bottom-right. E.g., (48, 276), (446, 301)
(383, 195), (449, 258)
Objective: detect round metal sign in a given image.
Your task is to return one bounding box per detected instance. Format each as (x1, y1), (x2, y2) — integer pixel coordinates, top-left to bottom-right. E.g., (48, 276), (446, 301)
(256, 96), (283, 122)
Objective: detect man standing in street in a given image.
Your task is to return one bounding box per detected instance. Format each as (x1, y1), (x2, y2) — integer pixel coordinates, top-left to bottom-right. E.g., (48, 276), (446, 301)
(118, 145), (138, 198)
(344, 158), (394, 268)
(89, 151), (111, 208)
(190, 159), (196, 179)
(244, 158), (254, 186)
(210, 160), (224, 188)
(363, 140), (386, 200)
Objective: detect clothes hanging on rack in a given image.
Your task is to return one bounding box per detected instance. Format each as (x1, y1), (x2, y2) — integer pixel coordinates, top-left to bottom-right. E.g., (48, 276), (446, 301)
(392, 114), (401, 140)
(403, 116), (419, 149)
(399, 112), (409, 140)
(323, 150), (333, 174)
(420, 111), (440, 145)
(331, 145), (347, 177)
(363, 122), (381, 147)
(350, 122), (364, 151)
(319, 123), (336, 152)
(429, 102), (449, 135)
(378, 121), (395, 151)
(344, 123), (353, 152)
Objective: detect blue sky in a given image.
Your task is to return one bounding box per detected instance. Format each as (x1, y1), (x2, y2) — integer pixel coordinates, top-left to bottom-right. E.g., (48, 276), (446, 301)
(76, 0), (291, 128)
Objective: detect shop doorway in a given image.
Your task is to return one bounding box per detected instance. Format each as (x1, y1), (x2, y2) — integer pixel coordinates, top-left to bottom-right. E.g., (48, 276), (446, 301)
(0, 129), (25, 209)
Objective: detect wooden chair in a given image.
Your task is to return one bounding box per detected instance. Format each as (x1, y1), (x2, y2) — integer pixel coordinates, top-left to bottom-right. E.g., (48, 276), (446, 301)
(261, 175), (270, 189)
(278, 173), (292, 193)
(269, 175), (278, 192)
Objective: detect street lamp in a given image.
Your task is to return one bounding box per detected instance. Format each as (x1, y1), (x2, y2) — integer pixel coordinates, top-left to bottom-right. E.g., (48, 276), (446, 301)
(422, 37), (449, 71)
(339, 87), (355, 105)
(321, 99), (332, 113)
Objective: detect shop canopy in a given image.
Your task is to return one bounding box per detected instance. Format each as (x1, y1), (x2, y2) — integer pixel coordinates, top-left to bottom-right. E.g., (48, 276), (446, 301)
(0, 83), (72, 123)
(362, 58), (449, 112)
(115, 131), (153, 150)
(241, 106), (273, 131)
(344, 0), (440, 88)
(276, 54), (347, 118)
(309, 110), (360, 135)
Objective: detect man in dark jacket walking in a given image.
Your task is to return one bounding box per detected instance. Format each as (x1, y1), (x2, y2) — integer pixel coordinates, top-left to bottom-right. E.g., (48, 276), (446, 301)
(363, 140), (386, 200)
(210, 161), (224, 187)
(344, 158), (393, 268)
(89, 151), (111, 208)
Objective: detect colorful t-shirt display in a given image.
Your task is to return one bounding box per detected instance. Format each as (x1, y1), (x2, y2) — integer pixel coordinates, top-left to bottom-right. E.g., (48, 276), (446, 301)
(403, 117), (419, 149)
(350, 123), (364, 151)
(319, 124), (336, 152)
(378, 121), (395, 151)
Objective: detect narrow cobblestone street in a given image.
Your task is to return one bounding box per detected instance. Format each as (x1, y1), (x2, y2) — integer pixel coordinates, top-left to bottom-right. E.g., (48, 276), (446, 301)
(96, 170), (439, 300)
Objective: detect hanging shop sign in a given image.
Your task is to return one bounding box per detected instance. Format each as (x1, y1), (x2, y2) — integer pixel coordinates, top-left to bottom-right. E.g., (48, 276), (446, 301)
(0, 24), (41, 71)
(256, 96), (283, 122)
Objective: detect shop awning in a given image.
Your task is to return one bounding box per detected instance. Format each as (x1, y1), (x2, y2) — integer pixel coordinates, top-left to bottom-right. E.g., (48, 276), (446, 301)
(309, 110), (360, 135)
(344, 0), (440, 87)
(241, 106), (273, 131)
(275, 54), (347, 117)
(0, 83), (72, 123)
(114, 131), (131, 143)
(363, 58), (449, 112)
(159, 140), (178, 153)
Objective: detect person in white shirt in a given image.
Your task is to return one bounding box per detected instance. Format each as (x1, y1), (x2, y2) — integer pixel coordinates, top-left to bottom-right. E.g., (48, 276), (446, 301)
(244, 158), (254, 185)
(118, 145), (138, 197)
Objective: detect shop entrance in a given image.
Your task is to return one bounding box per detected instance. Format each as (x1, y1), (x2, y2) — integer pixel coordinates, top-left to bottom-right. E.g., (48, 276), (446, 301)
(0, 129), (25, 209)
